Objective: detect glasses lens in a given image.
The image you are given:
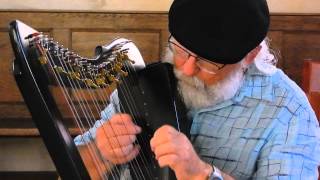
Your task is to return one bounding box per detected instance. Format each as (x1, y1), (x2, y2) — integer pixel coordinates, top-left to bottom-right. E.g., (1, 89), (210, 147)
(169, 42), (189, 59)
(196, 59), (225, 74)
(168, 36), (226, 74)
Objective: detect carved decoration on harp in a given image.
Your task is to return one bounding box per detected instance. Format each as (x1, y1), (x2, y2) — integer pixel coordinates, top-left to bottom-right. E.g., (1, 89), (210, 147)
(25, 32), (144, 89)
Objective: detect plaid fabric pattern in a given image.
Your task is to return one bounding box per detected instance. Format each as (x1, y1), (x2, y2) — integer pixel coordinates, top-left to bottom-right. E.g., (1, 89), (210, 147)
(190, 64), (320, 179)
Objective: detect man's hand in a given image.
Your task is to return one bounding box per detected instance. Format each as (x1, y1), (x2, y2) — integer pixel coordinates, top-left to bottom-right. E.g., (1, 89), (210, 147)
(150, 125), (212, 180)
(96, 113), (141, 164)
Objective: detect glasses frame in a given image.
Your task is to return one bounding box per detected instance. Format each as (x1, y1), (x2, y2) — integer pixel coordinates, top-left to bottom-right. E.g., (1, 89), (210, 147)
(168, 35), (226, 73)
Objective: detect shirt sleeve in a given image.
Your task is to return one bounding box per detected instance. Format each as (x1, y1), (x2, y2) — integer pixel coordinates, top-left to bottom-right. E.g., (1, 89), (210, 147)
(253, 107), (320, 179)
(74, 90), (120, 145)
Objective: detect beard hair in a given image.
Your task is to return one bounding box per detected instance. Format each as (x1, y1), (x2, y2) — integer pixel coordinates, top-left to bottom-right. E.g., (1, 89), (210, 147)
(175, 68), (244, 110)
(162, 47), (245, 110)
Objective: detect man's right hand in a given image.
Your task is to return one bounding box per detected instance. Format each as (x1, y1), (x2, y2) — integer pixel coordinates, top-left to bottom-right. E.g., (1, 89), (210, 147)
(96, 113), (141, 164)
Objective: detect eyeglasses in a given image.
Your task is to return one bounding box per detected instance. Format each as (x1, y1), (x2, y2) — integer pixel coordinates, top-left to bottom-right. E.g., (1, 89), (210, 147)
(168, 35), (226, 74)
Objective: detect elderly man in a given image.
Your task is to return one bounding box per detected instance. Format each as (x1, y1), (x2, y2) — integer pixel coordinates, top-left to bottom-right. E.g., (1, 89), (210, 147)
(75, 0), (320, 179)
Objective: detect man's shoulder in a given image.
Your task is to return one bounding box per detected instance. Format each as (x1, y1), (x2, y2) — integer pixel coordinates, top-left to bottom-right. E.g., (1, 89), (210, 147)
(241, 68), (316, 118)
(271, 69), (310, 106)
(266, 69), (317, 120)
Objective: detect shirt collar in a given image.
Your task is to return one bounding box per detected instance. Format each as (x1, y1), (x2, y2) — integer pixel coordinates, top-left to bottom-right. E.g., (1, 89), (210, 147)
(234, 62), (276, 102)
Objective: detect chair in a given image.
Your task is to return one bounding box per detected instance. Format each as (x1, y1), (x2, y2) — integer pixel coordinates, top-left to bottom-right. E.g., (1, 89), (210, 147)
(301, 59), (320, 180)
(301, 59), (320, 120)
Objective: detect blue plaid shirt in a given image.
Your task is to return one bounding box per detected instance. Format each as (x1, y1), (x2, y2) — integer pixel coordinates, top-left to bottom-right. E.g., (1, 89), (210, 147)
(75, 63), (320, 179)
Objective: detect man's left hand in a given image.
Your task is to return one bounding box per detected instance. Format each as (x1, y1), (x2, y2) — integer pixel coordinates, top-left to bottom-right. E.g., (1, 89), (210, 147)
(150, 125), (212, 180)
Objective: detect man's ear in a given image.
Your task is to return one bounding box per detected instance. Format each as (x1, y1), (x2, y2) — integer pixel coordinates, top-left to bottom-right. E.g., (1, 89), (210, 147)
(243, 45), (262, 66)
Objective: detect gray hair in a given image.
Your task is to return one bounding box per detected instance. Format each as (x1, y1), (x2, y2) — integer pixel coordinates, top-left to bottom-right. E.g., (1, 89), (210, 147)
(253, 38), (279, 75)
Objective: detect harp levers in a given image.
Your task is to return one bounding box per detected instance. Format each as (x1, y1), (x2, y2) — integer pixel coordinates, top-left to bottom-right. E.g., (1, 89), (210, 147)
(27, 32), (133, 88)
(24, 32), (164, 179)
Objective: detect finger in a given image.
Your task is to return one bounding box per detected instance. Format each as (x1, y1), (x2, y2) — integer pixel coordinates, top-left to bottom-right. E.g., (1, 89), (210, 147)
(97, 123), (141, 138)
(110, 114), (142, 135)
(109, 114), (133, 125)
(153, 142), (177, 159)
(157, 154), (179, 168)
(110, 144), (135, 158)
(109, 124), (141, 136)
(121, 145), (140, 163)
(110, 124), (142, 136)
(100, 143), (134, 159)
(107, 135), (137, 148)
(105, 145), (140, 164)
(150, 125), (178, 151)
(154, 125), (177, 137)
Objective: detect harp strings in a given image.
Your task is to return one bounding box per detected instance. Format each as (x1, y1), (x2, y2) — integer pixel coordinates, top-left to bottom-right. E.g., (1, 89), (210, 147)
(32, 35), (117, 179)
(35, 40), (113, 179)
(32, 34), (155, 179)
(117, 63), (156, 179)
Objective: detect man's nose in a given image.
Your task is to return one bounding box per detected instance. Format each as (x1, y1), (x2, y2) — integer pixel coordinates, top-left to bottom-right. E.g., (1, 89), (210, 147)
(182, 56), (197, 76)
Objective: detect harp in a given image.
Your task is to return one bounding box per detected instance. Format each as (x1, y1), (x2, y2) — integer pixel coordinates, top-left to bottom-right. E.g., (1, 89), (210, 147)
(9, 20), (189, 179)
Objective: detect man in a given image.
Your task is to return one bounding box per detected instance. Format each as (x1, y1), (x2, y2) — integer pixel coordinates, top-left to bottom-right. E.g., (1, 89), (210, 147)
(75, 0), (320, 179)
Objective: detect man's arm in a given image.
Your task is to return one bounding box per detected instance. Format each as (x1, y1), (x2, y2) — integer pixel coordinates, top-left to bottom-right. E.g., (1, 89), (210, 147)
(254, 109), (320, 179)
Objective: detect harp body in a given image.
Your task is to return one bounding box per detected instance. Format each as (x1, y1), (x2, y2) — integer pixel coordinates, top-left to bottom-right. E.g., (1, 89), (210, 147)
(118, 62), (189, 180)
(9, 20), (189, 180)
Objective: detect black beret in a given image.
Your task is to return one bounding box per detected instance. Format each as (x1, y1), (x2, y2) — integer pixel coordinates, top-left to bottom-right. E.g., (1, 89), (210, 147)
(169, 0), (270, 64)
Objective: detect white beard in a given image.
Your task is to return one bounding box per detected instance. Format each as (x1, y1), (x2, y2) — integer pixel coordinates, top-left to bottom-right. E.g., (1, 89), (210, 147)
(162, 47), (245, 110)
(175, 68), (244, 110)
